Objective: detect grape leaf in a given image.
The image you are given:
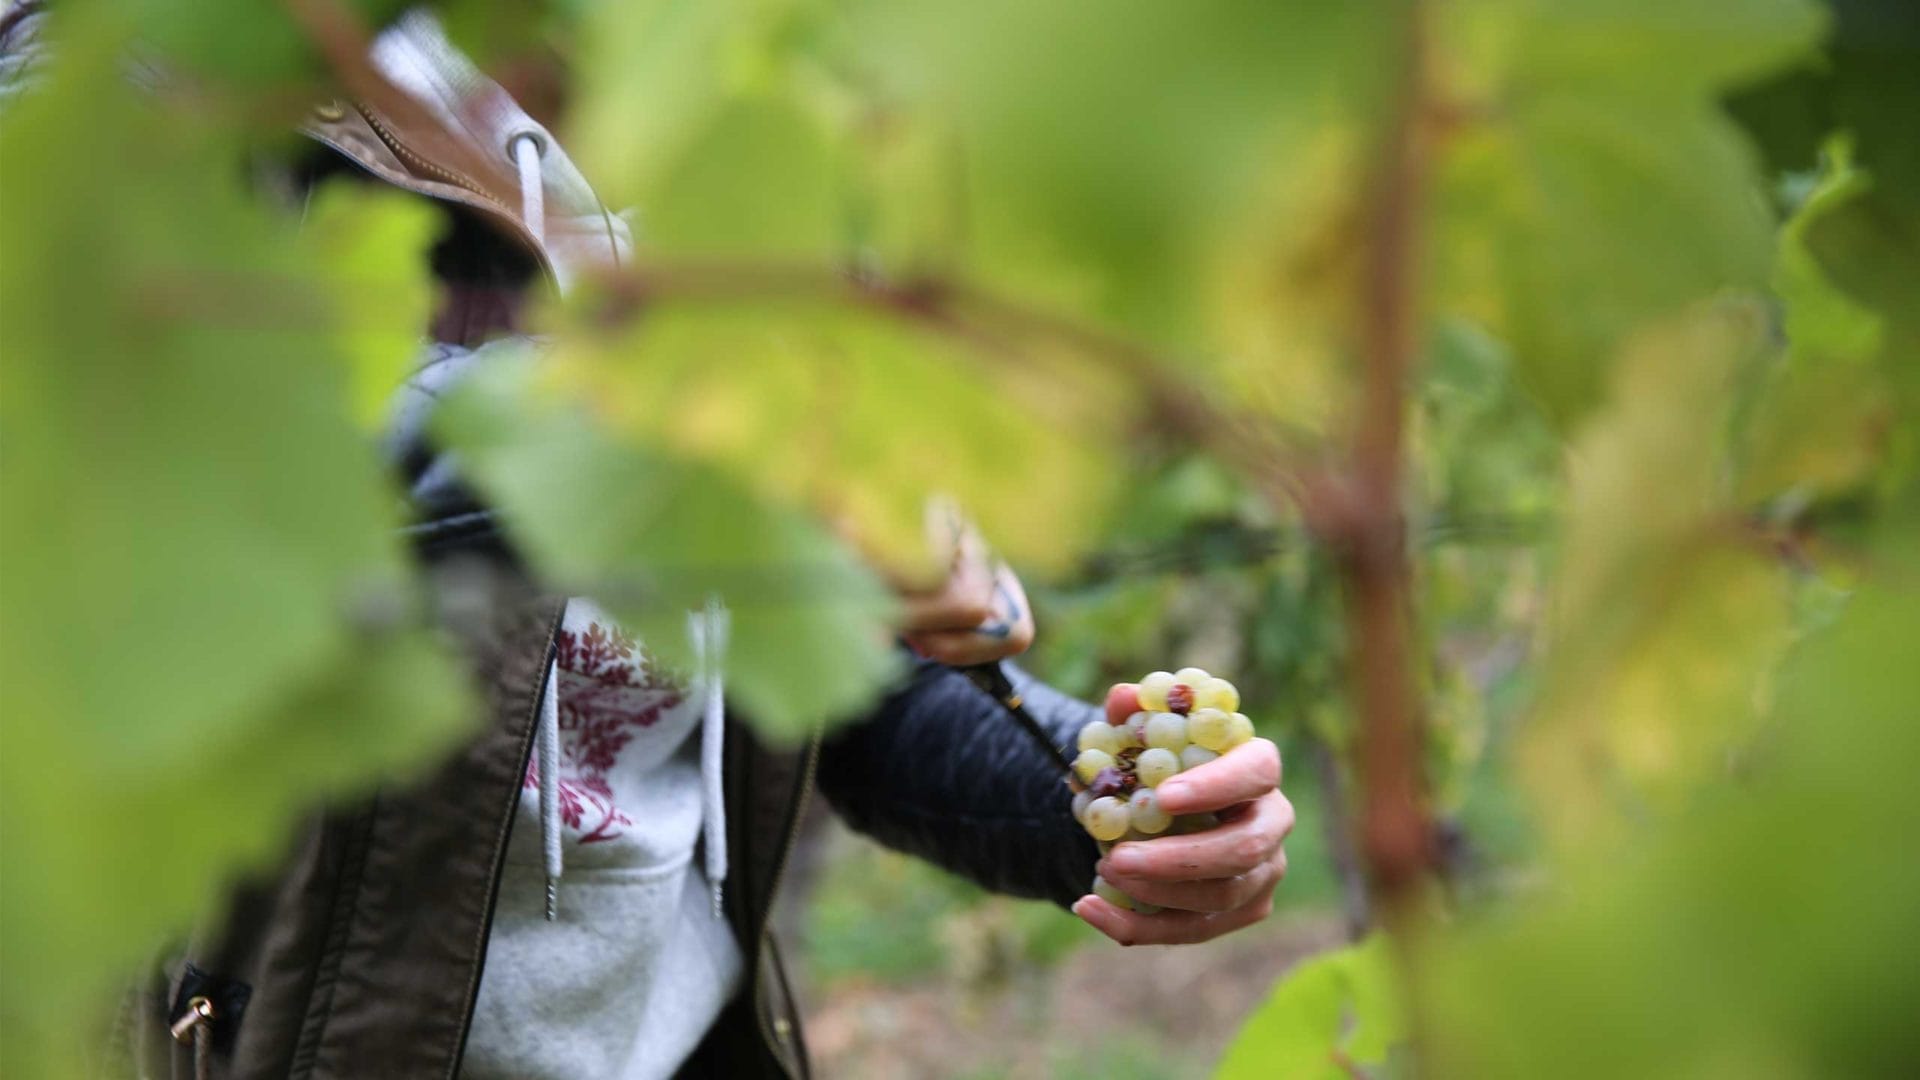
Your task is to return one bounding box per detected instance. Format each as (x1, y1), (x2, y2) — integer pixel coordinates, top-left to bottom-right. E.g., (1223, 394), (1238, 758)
(302, 185), (440, 429)
(1434, 0), (1825, 425)
(431, 348), (903, 741)
(0, 25), (470, 1075)
(1740, 148), (1898, 503)
(638, 92), (843, 261)
(803, 0), (1386, 343)
(1428, 520), (1920, 1079)
(1526, 311), (1791, 848)
(122, 0), (411, 90)
(1217, 935), (1403, 1079)
(566, 0), (751, 212)
(529, 290), (1127, 578)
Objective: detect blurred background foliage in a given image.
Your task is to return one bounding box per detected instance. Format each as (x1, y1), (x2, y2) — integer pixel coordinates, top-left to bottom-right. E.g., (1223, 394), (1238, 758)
(3, 0), (1918, 1076)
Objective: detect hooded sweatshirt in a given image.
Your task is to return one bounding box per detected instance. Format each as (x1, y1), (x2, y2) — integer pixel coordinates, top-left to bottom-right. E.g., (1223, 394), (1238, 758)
(365, 14), (741, 1077)
(461, 599), (742, 1079)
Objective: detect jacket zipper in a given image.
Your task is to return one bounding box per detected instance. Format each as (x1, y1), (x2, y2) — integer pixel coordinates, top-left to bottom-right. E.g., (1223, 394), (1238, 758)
(752, 730), (821, 1079)
(445, 602), (568, 1080)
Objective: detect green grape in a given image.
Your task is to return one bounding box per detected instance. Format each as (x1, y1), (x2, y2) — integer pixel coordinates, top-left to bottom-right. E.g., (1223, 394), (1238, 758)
(1092, 874), (1136, 911)
(1174, 666), (1211, 686)
(1129, 788), (1172, 834)
(1077, 719), (1121, 756)
(1111, 715), (1146, 751)
(1180, 745), (1220, 770)
(1194, 676), (1239, 713)
(1136, 671), (1176, 711)
(1222, 711), (1255, 749)
(1084, 796), (1131, 841)
(1136, 748), (1180, 787)
(1073, 748), (1116, 784)
(1186, 707), (1231, 751)
(1144, 712), (1189, 752)
(1071, 790), (1094, 825)
(1125, 711), (1152, 747)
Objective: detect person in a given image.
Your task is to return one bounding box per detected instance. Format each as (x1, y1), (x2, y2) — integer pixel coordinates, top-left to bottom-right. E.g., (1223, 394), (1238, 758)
(22, 10), (1294, 1077)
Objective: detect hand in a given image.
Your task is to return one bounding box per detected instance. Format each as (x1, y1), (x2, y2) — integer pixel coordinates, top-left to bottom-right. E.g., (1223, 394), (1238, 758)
(1071, 683), (1294, 946)
(893, 502), (1034, 666)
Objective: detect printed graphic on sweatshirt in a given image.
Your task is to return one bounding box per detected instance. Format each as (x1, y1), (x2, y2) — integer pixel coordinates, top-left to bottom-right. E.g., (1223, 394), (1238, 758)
(524, 618), (686, 843)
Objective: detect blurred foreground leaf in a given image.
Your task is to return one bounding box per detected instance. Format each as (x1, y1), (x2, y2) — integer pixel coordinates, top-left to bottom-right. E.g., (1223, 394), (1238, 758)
(538, 293), (1125, 577)
(1522, 311), (1791, 849)
(0, 23), (469, 1076)
(433, 348), (901, 740)
(1435, 0), (1824, 425)
(301, 185), (439, 429)
(1427, 519), (1920, 1078)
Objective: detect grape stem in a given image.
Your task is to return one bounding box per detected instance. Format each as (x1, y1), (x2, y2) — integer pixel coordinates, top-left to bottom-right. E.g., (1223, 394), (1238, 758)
(956, 663), (1075, 777)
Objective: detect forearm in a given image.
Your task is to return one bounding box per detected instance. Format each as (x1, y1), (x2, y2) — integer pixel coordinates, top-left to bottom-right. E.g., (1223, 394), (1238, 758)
(817, 658), (1099, 908)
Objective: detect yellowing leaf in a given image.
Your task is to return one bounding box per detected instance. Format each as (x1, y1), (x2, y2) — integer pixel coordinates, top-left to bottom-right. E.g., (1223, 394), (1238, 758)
(433, 348), (902, 741)
(1526, 311), (1790, 849)
(1206, 125), (1368, 437)
(1433, 0), (1825, 425)
(537, 294), (1125, 577)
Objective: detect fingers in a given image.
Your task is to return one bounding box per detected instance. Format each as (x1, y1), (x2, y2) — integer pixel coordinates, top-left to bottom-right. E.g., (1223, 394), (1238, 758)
(1152, 738), (1282, 815)
(1104, 684), (1141, 726)
(1071, 889), (1275, 946)
(903, 563), (1035, 664)
(907, 625), (1031, 666)
(906, 621), (1033, 666)
(1102, 789), (1295, 881)
(898, 524), (995, 632)
(1097, 849), (1287, 913)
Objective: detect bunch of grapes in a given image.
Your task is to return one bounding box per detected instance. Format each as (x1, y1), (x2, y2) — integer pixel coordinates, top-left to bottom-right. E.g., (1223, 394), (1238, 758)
(1068, 666), (1254, 913)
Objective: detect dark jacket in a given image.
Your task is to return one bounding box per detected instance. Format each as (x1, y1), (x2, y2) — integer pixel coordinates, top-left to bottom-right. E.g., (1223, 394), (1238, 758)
(131, 577), (1098, 1080)
(121, 27), (1100, 1075)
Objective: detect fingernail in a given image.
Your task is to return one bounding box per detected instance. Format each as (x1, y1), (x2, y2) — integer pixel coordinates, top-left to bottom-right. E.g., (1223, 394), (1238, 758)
(1071, 898), (1091, 918)
(1158, 780), (1187, 802)
(1108, 850), (1142, 875)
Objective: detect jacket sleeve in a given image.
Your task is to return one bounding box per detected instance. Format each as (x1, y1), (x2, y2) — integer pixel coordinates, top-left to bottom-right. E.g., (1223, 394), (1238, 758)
(816, 658), (1101, 909)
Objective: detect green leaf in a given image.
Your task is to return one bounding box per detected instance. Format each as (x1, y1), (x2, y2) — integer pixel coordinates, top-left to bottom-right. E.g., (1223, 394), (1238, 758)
(125, 0), (412, 91)
(1434, 0), (1825, 425)
(640, 93), (843, 260)
(1799, 182), (1920, 401)
(432, 349), (902, 740)
(567, 0), (753, 212)
(838, 0), (1388, 341)
(1427, 517), (1920, 1079)
(0, 25), (470, 1075)
(1216, 935), (1404, 1079)
(1526, 311), (1792, 847)
(300, 186), (440, 429)
(531, 295), (1125, 577)
(1741, 147), (1899, 502)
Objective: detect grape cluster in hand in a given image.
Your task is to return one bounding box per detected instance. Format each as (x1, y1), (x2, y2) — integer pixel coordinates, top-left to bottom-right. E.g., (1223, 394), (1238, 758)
(1068, 667), (1253, 913)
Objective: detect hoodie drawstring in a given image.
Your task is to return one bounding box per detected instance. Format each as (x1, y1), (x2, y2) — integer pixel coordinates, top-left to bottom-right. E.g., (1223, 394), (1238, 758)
(538, 652), (562, 921)
(691, 599), (731, 918)
(510, 130), (546, 250)
(538, 601), (729, 923)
